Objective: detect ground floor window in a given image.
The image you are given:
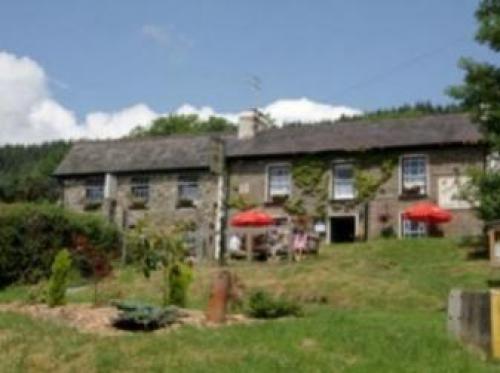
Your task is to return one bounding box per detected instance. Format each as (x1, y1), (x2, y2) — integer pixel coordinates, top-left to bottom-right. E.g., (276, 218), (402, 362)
(85, 176), (104, 203)
(401, 216), (427, 238)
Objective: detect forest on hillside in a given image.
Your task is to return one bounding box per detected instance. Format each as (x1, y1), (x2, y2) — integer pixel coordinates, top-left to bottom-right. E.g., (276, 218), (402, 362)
(0, 141), (70, 202)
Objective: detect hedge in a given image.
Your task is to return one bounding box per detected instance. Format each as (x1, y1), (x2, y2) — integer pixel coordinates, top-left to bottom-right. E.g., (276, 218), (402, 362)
(0, 203), (120, 287)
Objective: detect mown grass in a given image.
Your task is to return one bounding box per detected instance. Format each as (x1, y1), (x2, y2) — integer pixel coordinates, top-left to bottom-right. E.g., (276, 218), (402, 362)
(0, 238), (499, 372)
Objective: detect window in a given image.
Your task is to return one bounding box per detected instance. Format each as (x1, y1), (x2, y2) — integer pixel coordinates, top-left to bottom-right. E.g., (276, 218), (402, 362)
(177, 174), (199, 207)
(401, 216), (427, 238)
(267, 165), (291, 198)
(85, 176), (104, 203)
(130, 176), (149, 201)
(401, 155), (427, 196)
(333, 162), (355, 200)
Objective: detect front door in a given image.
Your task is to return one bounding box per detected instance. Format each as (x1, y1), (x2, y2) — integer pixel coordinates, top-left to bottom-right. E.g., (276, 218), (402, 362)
(329, 216), (355, 243)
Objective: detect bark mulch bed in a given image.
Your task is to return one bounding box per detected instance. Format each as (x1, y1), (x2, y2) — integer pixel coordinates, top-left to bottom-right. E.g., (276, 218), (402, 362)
(0, 303), (252, 336)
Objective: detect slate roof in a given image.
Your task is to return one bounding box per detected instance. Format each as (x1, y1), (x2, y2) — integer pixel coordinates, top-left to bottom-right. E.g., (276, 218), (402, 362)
(54, 113), (482, 176)
(54, 135), (220, 176)
(226, 113), (482, 158)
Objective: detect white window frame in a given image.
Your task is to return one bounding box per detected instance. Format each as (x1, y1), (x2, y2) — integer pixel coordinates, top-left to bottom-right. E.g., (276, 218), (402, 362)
(399, 213), (428, 238)
(266, 163), (292, 200)
(399, 154), (429, 197)
(130, 176), (150, 201)
(332, 161), (355, 200)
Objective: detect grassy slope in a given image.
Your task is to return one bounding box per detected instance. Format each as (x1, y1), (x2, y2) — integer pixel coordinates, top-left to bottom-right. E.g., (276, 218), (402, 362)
(0, 238), (499, 372)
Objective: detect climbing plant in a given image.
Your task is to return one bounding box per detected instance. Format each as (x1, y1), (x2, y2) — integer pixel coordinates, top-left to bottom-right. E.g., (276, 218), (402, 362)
(291, 156), (329, 195)
(227, 193), (257, 211)
(287, 153), (397, 220)
(353, 158), (397, 203)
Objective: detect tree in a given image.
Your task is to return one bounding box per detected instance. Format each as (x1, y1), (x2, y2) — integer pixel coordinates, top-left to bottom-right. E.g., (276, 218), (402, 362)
(448, 0), (500, 221)
(130, 114), (235, 137)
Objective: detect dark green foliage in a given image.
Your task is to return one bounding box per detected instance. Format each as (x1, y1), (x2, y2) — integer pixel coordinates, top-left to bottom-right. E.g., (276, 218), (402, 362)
(475, 0), (500, 51)
(112, 301), (179, 331)
(247, 290), (303, 319)
(448, 1), (500, 221)
(0, 203), (120, 287)
(336, 101), (463, 123)
(461, 168), (500, 222)
(0, 141), (70, 202)
(47, 249), (72, 307)
(130, 114), (235, 137)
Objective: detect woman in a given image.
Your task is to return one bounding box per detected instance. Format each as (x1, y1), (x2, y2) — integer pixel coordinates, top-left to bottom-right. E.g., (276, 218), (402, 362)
(293, 229), (308, 261)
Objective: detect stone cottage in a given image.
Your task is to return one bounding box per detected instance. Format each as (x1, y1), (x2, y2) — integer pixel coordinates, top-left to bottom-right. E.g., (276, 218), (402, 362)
(55, 110), (486, 258)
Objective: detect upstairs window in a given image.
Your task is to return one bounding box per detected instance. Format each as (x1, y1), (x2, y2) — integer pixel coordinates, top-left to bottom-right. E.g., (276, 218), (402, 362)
(401, 155), (427, 196)
(130, 176), (149, 201)
(177, 174), (199, 208)
(267, 164), (291, 198)
(333, 162), (355, 200)
(401, 216), (427, 238)
(85, 176), (104, 203)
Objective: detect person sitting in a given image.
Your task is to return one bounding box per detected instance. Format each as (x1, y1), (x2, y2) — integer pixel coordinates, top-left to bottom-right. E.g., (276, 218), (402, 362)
(293, 229), (308, 261)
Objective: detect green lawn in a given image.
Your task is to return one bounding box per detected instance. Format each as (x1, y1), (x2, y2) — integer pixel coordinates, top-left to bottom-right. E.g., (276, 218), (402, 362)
(0, 238), (499, 372)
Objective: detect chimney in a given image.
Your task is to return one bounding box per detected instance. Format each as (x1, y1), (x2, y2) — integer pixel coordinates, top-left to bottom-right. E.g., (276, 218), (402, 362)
(237, 109), (269, 139)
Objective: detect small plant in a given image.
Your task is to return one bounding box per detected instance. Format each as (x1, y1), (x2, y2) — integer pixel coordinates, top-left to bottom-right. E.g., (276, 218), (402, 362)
(168, 263), (193, 307)
(112, 301), (179, 331)
(47, 249), (72, 307)
(72, 234), (113, 305)
(247, 290), (303, 319)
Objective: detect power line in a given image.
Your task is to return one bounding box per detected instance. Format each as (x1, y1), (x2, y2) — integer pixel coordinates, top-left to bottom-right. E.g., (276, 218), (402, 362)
(333, 36), (469, 100)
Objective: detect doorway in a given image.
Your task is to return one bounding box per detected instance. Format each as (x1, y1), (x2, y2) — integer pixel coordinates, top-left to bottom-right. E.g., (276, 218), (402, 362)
(329, 216), (356, 243)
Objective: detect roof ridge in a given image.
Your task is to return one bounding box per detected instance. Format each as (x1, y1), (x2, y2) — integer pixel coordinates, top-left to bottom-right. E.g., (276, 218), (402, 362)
(73, 131), (236, 145)
(271, 112), (470, 133)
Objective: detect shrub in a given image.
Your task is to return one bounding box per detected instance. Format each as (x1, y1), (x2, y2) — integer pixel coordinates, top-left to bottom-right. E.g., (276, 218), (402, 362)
(0, 203), (120, 287)
(168, 263), (193, 307)
(47, 249), (72, 307)
(112, 301), (179, 331)
(247, 290), (303, 319)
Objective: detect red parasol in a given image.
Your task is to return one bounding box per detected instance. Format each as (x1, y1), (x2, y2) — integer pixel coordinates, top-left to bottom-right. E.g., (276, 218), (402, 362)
(403, 202), (452, 224)
(230, 209), (274, 227)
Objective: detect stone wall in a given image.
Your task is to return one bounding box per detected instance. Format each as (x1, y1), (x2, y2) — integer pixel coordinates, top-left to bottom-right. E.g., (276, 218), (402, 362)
(62, 171), (219, 258)
(227, 146), (485, 240)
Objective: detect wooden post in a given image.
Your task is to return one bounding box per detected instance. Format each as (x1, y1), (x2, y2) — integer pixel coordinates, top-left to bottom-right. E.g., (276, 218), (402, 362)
(206, 270), (232, 323)
(491, 290), (500, 358)
(246, 233), (252, 262)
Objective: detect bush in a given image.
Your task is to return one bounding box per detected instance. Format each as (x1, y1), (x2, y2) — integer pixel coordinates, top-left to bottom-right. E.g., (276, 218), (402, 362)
(0, 203), (120, 287)
(168, 263), (193, 307)
(112, 301), (179, 331)
(47, 249), (72, 307)
(247, 290), (303, 319)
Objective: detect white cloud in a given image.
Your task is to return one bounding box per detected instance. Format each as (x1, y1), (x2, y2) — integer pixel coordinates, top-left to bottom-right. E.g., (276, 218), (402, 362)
(176, 99), (362, 127)
(262, 98), (362, 125)
(0, 51), (159, 144)
(84, 104), (158, 139)
(0, 50), (361, 144)
(175, 104), (239, 123)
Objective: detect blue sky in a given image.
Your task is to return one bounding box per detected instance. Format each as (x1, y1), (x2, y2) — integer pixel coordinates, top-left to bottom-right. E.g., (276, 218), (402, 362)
(0, 0), (496, 143)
